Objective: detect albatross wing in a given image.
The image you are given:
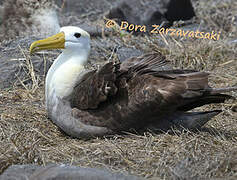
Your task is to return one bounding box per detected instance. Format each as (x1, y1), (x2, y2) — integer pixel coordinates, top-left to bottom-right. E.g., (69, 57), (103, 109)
(67, 52), (233, 134)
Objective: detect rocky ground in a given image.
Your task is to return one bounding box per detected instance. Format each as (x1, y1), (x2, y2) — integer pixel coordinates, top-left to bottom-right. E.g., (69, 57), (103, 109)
(0, 0), (237, 179)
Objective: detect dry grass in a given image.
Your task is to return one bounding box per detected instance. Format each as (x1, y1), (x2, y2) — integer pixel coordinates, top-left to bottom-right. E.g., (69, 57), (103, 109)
(0, 0), (237, 179)
(193, 0), (237, 38)
(0, 84), (236, 179)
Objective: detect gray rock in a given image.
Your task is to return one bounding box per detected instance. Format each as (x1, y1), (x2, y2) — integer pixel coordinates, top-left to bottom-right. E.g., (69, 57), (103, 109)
(229, 39), (237, 44)
(1, 0), (60, 40)
(0, 164), (145, 180)
(106, 0), (195, 34)
(116, 47), (143, 62)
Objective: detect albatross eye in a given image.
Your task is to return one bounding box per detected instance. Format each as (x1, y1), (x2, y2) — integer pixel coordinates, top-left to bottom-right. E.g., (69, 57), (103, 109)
(74, 33), (81, 38)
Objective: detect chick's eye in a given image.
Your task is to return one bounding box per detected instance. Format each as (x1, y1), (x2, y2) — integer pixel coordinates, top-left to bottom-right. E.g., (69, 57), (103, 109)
(74, 33), (81, 38)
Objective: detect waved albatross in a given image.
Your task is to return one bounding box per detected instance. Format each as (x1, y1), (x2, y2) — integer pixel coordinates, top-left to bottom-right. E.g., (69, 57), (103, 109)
(30, 26), (237, 138)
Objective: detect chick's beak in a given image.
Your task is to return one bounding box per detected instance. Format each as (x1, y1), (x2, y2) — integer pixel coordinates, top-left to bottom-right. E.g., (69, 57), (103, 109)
(29, 32), (65, 54)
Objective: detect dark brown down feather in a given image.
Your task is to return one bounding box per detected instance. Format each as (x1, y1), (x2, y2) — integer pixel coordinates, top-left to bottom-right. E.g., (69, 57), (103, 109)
(70, 52), (236, 132)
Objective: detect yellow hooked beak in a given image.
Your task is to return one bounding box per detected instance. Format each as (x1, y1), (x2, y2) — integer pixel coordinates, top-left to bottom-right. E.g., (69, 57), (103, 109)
(29, 32), (65, 54)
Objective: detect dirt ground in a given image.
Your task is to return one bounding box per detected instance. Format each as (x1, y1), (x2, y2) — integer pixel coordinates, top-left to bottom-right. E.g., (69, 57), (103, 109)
(0, 0), (237, 179)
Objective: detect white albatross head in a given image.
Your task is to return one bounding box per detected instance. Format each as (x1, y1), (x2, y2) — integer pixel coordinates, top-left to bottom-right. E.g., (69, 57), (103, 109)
(61, 26), (91, 59)
(30, 26), (91, 65)
(30, 26), (91, 103)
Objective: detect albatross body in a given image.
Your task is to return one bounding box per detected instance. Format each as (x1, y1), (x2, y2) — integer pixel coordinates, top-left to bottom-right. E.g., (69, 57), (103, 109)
(30, 26), (237, 138)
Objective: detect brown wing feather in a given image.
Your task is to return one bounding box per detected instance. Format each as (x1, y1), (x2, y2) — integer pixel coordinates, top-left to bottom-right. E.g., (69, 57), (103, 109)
(120, 52), (172, 75)
(71, 52), (170, 110)
(71, 62), (118, 109)
(69, 52), (232, 131)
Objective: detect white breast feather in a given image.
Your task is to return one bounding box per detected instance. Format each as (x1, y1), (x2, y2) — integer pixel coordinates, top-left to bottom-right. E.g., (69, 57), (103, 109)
(50, 62), (85, 98)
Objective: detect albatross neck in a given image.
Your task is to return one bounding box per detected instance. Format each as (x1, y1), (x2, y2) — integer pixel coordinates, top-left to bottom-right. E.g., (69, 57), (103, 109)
(59, 48), (89, 66)
(49, 48), (90, 79)
(45, 48), (89, 103)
